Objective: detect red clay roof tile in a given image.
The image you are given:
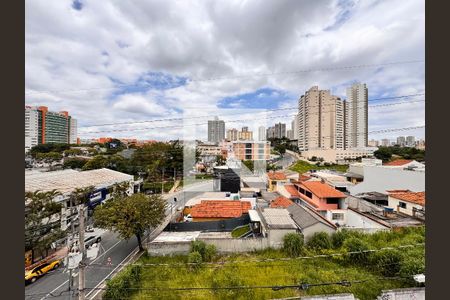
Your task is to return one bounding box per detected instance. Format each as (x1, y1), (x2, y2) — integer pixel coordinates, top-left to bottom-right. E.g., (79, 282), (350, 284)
(388, 191), (425, 206)
(383, 159), (413, 166)
(297, 181), (346, 198)
(190, 200), (251, 218)
(270, 196), (294, 208)
(267, 172), (287, 180)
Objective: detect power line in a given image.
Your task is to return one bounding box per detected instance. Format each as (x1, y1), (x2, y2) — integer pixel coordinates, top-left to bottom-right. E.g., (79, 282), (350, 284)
(79, 94), (425, 128)
(87, 243), (424, 268)
(25, 60), (424, 95)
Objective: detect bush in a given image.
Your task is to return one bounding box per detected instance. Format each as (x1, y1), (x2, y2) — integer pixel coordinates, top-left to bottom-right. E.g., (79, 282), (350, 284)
(203, 244), (217, 262)
(283, 233), (304, 257)
(191, 240), (207, 257)
(103, 264), (142, 300)
(370, 249), (403, 276)
(188, 251), (203, 270)
(331, 231), (349, 249)
(343, 237), (371, 264)
(307, 232), (332, 251)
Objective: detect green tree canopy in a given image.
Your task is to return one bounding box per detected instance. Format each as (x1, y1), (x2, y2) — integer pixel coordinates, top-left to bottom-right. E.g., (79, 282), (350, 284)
(94, 193), (166, 251)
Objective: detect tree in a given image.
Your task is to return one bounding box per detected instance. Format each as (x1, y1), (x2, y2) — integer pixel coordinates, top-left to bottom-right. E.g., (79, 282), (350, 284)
(82, 155), (109, 170)
(215, 155), (226, 166)
(36, 152), (63, 163)
(25, 190), (64, 262)
(94, 193), (166, 251)
(63, 157), (88, 169)
(374, 147), (392, 162)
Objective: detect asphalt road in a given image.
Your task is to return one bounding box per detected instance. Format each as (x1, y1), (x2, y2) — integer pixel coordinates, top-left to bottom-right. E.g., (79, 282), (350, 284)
(274, 152), (298, 169)
(25, 181), (212, 300)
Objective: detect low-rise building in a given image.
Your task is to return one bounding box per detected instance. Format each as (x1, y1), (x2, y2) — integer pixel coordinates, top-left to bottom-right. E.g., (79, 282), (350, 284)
(267, 171), (288, 192)
(259, 208), (298, 247)
(292, 181), (347, 211)
(188, 200), (252, 222)
(300, 148), (377, 164)
(25, 168), (136, 230)
(307, 170), (354, 193)
(269, 196), (294, 208)
(348, 165), (425, 195)
(387, 190), (425, 218)
(383, 159), (425, 170)
(286, 204), (336, 241)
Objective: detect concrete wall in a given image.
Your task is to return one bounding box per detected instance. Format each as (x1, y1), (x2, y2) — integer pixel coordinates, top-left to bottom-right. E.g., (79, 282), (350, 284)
(302, 223), (336, 242)
(376, 288), (425, 300)
(199, 237), (270, 253)
(348, 166), (425, 195)
(147, 242), (192, 256)
(267, 229), (298, 248)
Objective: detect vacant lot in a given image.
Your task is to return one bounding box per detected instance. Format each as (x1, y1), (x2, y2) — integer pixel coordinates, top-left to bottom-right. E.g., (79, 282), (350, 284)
(289, 160), (349, 174)
(106, 227), (425, 300)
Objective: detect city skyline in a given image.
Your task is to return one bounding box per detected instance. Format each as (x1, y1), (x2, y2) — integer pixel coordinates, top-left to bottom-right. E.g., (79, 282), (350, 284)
(25, 0), (424, 142)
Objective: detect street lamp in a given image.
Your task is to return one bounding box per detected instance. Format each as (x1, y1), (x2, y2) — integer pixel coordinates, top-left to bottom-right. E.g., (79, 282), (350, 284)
(170, 197), (177, 231)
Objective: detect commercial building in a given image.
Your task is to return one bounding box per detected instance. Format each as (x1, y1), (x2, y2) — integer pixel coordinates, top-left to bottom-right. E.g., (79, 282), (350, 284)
(300, 148), (376, 163)
(345, 83), (368, 148)
(207, 116), (225, 143)
(226, 128), (239, 141)
(297, 86), (345, 151)
(258, 126), (266, 141)
(238, 127), (253, 140)
(25, 168), (137, 230)
(286, 129), (294, 140)
(25, 106), (78, 152)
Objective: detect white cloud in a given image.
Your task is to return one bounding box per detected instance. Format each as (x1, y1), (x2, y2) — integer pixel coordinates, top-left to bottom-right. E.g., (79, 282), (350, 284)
(26, 0), (425, 140)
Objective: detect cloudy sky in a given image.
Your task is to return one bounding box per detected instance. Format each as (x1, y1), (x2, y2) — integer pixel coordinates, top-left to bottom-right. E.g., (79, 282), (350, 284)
(25, 0), (425, 142)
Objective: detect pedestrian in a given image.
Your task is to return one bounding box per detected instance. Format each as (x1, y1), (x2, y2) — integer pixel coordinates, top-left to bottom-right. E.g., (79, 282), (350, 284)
(107, 256), (112, 266)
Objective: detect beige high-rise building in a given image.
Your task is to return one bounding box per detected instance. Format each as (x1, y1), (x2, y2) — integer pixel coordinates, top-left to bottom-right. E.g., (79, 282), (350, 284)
(298, 86), (345, 151)
(226, 128), (239, 141)
(238, 127), (253, 140)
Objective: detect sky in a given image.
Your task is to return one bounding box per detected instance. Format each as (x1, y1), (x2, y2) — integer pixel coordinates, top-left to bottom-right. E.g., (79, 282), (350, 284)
(25, 0), (425, 142)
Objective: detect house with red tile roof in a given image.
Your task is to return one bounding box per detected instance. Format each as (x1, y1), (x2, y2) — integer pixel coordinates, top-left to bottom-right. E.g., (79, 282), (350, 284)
(189, 200), (252, 221)
(270, 196), (294, 208)
(267, 171), (288, 192)
(383, 159), (425, 169)
(387, 190), (425, 218)
(292, 181), (347, 211)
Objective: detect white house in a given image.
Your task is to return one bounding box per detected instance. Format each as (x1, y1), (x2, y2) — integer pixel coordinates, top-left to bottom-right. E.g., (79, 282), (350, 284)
(383, 159), (425, 170)
(387, 190), (425, 218)
(348, 165), (425, 195)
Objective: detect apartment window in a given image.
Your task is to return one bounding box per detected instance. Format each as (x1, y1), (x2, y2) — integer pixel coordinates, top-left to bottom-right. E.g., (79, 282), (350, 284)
(332, 213), (344, 220)
(398, 201), (407, 209)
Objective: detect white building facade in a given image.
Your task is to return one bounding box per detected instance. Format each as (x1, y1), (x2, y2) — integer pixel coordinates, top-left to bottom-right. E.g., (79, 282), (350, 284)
(25, 107), (40, 153)
(345, 83), (368, 149)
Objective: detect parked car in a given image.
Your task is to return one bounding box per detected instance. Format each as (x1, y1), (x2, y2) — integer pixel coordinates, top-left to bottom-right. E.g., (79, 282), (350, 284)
(25, 259), (61, 284)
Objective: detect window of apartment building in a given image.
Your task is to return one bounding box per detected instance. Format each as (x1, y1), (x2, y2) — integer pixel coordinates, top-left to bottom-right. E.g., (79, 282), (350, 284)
(398, 201), (407, 209)
(332, 213), (344, 220)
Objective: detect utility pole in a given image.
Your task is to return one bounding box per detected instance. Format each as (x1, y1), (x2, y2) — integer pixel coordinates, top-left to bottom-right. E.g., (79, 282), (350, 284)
(66, 197), (76, 300)
(78, 205), (86, 300)
(161, 167), (165, 195)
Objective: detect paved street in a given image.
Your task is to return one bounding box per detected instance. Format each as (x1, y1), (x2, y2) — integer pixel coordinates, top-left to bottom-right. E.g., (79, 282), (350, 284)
(25, 181), (212, 300)
(274, 152), (298, 170)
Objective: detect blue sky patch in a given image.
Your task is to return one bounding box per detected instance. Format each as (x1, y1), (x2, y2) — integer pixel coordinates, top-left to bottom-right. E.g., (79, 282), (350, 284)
(72, 0), (83, 11)
(109, 72), (188, 99)
(217, 88), (294, 109)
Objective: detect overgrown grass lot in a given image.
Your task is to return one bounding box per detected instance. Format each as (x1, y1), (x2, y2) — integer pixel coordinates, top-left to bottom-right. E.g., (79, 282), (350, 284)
(289, 160), (349, 174)
(104, 227), (425, 300)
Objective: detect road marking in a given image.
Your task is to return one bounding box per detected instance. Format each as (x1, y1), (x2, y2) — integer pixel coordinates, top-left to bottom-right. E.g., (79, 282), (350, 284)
(86, 227), (159, 300)
(38, 238), (122, 300)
